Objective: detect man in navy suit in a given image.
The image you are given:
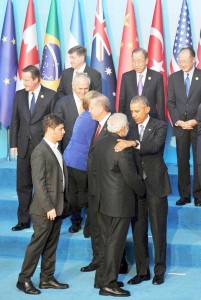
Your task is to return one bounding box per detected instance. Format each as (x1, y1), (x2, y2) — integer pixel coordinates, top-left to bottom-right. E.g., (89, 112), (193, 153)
(56, 45), (102, 101)
(119, 47), (165, 123)
(115, 96), (171, 286)
(10, 65), (55, 231)
(168, 47), (201, 206)
(54, 72), (90, 233)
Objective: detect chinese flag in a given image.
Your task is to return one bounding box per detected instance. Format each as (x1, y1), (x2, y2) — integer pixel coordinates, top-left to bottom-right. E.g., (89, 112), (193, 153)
(115, 0), (139, 112)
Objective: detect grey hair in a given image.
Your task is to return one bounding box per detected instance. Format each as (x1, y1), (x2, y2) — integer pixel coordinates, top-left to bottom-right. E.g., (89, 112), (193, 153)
(107, 113), (128, 133)
(130, 95), (150, 107)
(72, 72), (91, 86)
(91, 94), (110, 112)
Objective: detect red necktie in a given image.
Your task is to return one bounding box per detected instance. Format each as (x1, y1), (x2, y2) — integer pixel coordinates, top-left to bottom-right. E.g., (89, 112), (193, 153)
(94, 123), (102, 143)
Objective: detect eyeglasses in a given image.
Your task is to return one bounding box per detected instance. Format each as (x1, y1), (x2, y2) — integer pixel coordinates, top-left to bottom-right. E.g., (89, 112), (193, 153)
(132, 59), (146, 65)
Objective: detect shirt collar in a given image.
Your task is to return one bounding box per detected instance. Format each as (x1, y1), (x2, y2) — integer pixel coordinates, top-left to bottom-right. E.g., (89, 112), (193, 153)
(138, 115), (150, 128)
(44, 138), (59, 150)
(99, 113), (111, 127)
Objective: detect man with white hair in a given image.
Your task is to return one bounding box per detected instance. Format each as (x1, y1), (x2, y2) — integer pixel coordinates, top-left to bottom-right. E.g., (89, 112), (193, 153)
(92, 113), (145, 297)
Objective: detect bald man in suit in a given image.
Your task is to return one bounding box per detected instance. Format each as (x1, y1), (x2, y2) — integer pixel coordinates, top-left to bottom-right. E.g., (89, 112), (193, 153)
(10, 65), (55, 231)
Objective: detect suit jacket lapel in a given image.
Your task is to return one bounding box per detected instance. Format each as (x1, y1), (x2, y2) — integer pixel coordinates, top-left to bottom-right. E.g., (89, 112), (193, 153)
(188, 68), (200, 100)
(177, 71), (187, 102)
(22, 91), (31, 122)
(142, 68), (152, 95)
(31, 86), (46, 118)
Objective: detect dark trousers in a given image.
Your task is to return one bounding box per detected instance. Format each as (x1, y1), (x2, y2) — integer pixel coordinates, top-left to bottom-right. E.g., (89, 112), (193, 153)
(17, 140), (35, 224)
(18, 215), (62, 282)
(95, 213), (130, 287)
(132, 180), (168, 276)
(176, 130), (201, 201)
(67, 167), (88, 224)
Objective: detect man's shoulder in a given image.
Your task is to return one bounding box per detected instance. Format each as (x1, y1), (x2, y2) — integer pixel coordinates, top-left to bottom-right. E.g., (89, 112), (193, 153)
(85, 65), (101, 76)
(61, 68), (73, 77)
(148, 117), (167, 128)
(56, 93), (74, 106)
(122, 70), (135, 78)
(169, 70), (182, 79)
(147, 68), (162, 78)
(41, 85), (56, 96)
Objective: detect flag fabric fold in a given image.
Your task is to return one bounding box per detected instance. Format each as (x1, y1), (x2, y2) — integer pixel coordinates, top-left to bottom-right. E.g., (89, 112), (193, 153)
(65, 0), (84, 68)
(147, 0), (168, 119)
(196, 30), (201, 69)
(40, 0), (62, 91)
(115, 0), (139, 112)
(0, 0), (18, 128)
(90, 0), (116, 111)
(16, 0), (39, 91)
(169, 0), (193, 75)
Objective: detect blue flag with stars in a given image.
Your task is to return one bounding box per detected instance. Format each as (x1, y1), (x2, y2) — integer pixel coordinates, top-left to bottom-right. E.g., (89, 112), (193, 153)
(90, 0), (116, 112)
(0, 0), (18, 128)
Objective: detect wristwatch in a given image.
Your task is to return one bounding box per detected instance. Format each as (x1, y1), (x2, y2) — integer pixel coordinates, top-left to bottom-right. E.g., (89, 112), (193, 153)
(134, 140), (139, 148)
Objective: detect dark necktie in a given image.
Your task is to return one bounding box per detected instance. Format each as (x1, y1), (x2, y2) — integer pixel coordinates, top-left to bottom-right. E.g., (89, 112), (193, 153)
(94, 123), (102, 143)
(30, 92), (35, 115)
(185, 73), (190, 97)
(138, 74), (143, 96)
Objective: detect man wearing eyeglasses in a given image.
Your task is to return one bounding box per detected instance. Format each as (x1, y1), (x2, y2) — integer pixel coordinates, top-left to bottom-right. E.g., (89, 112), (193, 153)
(119, 47), (165, 124)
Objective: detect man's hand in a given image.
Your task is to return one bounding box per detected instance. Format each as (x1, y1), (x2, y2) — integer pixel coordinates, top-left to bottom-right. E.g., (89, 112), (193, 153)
(47, 209), (57, 220)
(10, 148), (18, 159)
(114, 139), (136, 152)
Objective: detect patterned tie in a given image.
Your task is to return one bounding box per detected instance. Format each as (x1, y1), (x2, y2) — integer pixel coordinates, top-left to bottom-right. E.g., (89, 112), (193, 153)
(93, 123), (102, 143)
(139, 124), (144, 141)
(138, 74), (143, 96)
(185, 73), (190, 97)
(30, 92), (35, 115)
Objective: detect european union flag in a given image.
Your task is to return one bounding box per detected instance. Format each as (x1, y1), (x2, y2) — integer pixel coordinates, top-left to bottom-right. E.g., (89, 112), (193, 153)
(0, 0), (18, 128)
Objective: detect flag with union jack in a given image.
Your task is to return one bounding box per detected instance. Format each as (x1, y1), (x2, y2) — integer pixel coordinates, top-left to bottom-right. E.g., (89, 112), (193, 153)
(169, 0), (193, 74)
(90, 0), (116, 112)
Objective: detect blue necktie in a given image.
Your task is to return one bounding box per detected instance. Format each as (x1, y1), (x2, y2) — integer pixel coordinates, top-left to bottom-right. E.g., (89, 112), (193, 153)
(30, 92), (35, 115)
(185, 73), (190, 97)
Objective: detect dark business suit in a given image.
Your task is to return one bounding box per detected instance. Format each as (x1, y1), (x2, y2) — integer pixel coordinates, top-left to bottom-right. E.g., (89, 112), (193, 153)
(56, 65), (102, 100)
(54, 93), (79, 152)
(10, 86), (55, 224)
(93, 133), (145, 288)
(119, 68), (165, 123)
(129, 117), (171, 277)
(87, 119), (109, 266)
(168, 68), (201, 202)
(18, 139), (68, 282)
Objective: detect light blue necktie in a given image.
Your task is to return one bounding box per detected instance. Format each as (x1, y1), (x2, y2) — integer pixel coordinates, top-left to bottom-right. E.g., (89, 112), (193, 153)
(139, 124), (144, 141)
(138, 74), (143, 96)
(185, 73), (190, 97)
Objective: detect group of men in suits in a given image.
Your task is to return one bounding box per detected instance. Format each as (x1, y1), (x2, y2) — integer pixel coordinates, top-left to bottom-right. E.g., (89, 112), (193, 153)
(10, 44), (201, 296)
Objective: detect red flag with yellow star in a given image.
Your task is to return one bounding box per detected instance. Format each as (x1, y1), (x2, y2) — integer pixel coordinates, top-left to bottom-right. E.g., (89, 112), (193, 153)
(115, 0), (139, 111)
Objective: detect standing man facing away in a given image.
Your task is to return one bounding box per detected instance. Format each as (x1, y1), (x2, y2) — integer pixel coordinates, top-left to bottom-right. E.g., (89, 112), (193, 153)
(10, 65), (55, 231)
(119, 47), (165, 124)
(93, 113), (145, 297)
(115, 96), (171, 285)
(56, 45), (102, 100)
(16, 113), (69, 295)
(168, 47), (201, 206)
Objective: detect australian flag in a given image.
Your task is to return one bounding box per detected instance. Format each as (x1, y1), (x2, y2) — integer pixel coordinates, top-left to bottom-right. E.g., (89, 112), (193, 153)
(90, 0), (116, 112)
(0, 0), (17, 128)
(169, 0), (193, 74)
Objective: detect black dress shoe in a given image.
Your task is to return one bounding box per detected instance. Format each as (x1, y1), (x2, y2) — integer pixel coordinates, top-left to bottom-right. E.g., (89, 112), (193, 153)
(127, 274), (151, 285)
(176, 198), (191, 206)
(152, 275), (164, 285)
(39, 278), (69, 289)
(99, 286), (130, 297)
(80, 263), (98, 272)
(94, 281), (124, 289)
(119, 263), (128, 274)
(12, 223), (30, 231)
(16, 280), (41, 295)
(68, 217), (83, 233)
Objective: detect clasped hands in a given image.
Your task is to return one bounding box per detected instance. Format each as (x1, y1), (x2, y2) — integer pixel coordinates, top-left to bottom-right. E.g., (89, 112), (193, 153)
(177, 119), (197, 130)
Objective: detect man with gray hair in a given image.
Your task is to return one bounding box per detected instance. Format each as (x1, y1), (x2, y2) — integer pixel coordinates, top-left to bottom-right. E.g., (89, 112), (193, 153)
(92, 113), (145, 297)
(54, 72), (90, 233)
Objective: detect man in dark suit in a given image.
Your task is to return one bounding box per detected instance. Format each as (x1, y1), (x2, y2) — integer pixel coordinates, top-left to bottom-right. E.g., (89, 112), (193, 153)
(119, 47), (165, 123)
(10, 65), (55, 231)
(168, 47), (201, 206)
(54, 72), (90, 233)
(93, 113), (145, 297)
(16, 114), (69, 295)
(115, 96), (171, 285)
(56, 45), (102, 100)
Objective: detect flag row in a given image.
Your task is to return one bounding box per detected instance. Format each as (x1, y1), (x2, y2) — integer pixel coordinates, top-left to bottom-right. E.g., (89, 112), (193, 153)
(0, 0), (200, 128)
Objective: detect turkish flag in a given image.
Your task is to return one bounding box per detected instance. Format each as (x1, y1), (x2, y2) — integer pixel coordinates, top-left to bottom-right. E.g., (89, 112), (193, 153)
(147, 0), (169, 120)
(115, 0), (139, 112)
(16, 0), (39, 90)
